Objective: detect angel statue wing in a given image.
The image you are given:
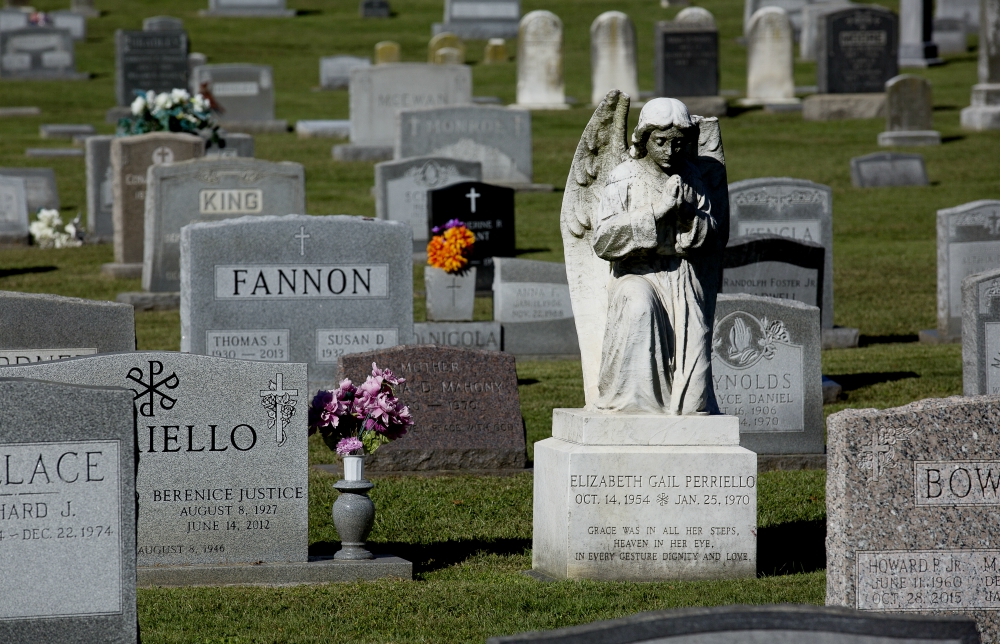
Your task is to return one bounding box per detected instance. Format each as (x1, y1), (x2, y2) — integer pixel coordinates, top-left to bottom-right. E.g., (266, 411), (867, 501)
(560, 90), (630, 406)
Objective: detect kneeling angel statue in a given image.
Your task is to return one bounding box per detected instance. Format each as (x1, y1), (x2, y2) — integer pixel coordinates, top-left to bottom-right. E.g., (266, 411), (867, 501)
(561, 92), (729, 416)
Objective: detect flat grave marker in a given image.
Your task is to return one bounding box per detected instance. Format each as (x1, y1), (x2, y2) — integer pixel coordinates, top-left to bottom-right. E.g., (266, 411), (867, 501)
(143, 15), (184, 31)
(433, 0), (521, 39)
(202, 0), (296, 17)
(0, 167), (58, 212)
(850, 151), (928, 186)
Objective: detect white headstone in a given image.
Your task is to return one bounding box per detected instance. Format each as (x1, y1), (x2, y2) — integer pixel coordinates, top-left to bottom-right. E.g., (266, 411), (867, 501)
(744, 7), (797, 104)
(590, 11), (639, 106)
(516, 10), (568, 109)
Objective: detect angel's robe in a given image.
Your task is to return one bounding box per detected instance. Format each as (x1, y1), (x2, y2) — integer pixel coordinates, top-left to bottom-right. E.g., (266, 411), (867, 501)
(591, 156), (721, 415)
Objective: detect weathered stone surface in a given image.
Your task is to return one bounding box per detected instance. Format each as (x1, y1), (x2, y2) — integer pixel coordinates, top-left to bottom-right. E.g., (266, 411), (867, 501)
(728, 179), (834, 328)
(111, 132), (204, 265)
(413, 321), (501, 351)
(744, 0), (810, 38)
(337, 345), (526, 471)
(0, 352), (309, 567)
(0, 28), (86, 80)
(802, 93), (886, 121)
(433, 0), (520, 39)
(590, 11), (638, 106)
(962, 265), (1000, 395)
(0, 378), (137, 643)
(516, 10), (568, 109)
(817, 6), (898, 94)
(395, 106), (532, 185)
(713, 294), (824, 455)
(937, 200), (1000, 341)
(428, 32), (465, 63)
(85, 135), (114, 240)
(0, 174), (28, 242)
(143, 157), (306, 292)
(374, 156), (481, 249)
(347, 63), (471, 147)
(743, 7), (797, 104)
(115, 29), (188, 106)
(483, 37), (508, 63)
(487, 605), (982, 644)
(492, 257), (579, 358)
(655, 9), (719, 99)
(181, 214), (414, 391)
(878, 74), (941, 146)
(320, 55), (370, 89)
(826, 394), (1000, 641)
(374, 40), (400, 64)
(850, 151), (928, 187)
(0, 290), (134, 361)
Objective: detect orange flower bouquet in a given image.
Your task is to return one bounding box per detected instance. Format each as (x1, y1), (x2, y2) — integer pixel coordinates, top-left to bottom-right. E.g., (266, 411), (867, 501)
(427, 219), (475, 274)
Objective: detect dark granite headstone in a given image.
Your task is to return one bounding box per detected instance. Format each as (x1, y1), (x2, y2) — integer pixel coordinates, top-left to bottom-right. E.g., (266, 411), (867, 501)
(850, 152), (928, 187)
(654, 21), (719, 97)
(487, 605), (981, 644)
(360, 0), (390, 17)
(0, 378), (137, 643)
(818, 5), (899, 94)
(115, 29), (189, 107)
(337, 345), (526, 472)
(722, 234), (825, 318)
(428, 181), (515, 291)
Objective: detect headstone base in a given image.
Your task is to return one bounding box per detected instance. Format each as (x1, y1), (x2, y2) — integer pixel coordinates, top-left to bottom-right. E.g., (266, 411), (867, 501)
(218, 119), (288, 134)
(736, 97), (801, 107)
(296, 120), (350, 138)
(492, 182), (555, 192)
(332, 144), (394, 161)
(675, 96), (727, 117)
(802, 93), (886, 121)
(0, 106), (41, 117)
(116, 291), (180, 310)
(822, 375), (842, 404)
(414, 321), (502, 351)
(137, 555), (412, 587)
(533, 410), (757, 581)
(898, 43), (944, 67)
(105, 106), (131, 124)
(101, 262), (143, 279)
(514, 102), (571, 111)
(918, 328), (960, 344)
(877, 130), (942, 146)
(501, 320), (580, 358)
(198, 9), (295, 16)
(432, 21), (519, 39)
(25, 147), (83, 157)
(0, 233), (29, 245)
(961, 85), (1000, 130)
(821, 326), (860, 349)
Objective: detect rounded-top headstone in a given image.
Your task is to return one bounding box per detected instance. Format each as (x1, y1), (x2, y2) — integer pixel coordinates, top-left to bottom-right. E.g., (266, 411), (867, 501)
(428, 31), (465, 63)
(675, 6), (716, 28)
(590, 11), (639, 105)
(746, 6), (795, 101)
(517, 10), (566, 108)
(374, 40), (400, 64)
(433, 46), (463, 65)
(484, 38), (508, 63)
(885, 74), (934, 131)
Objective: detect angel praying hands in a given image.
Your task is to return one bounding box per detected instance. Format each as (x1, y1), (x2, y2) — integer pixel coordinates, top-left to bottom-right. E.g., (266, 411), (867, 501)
(561, 92), (730, 416)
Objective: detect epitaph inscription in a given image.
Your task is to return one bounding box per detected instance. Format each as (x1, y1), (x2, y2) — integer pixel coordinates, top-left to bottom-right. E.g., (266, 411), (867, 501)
(856, 550), (1000, 610)
(0, 348), (97, 364)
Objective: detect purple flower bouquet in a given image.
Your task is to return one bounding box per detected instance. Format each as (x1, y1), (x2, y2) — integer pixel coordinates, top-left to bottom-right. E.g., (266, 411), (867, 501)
(308, 362), (414, 458)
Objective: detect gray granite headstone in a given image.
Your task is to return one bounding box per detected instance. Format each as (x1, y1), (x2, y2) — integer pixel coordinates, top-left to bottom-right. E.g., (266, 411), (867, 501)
(190, 64), (277, 123)
(432, 0), (521, 38)
(143, 157), (305, 293)
(0, 290), (135, 363)
(0, 378), (137, 644)
(934, 16), (969, 53)
(143, 15), (184, 31)
(0, 167), (58, 213)
(360, 0), (391, 18)
(320, 55), (370, 90)
(850, 151), (928, 186)
(396, 105), (532, 185)
(487, 605), (981, 643)
(962, 266), (1000, 395)
(0, 28), (86, 80)
(492, 257), (578, 357)
(713, 294), (823, 456)
(878, 74), (941, 145)
(374, 156), (482, 249)
(0, 175), (28, 242)
(50, 10), (86, 40)
(203, 0), (296, 17)
(0, 352), (309, 568)
(347, 63), (472, 147)
(111, 132), (204, 265)
(655, 15), (719, 98)
(181, 214), (414, 391)
(937, 201), (1000, 341)
(728, 178), (834, 328)
(115, 29), (189, 106)
(86, 136), (114, 241)
(827, 394), (1000, 641)
(817, 5), (898, 94)
(205, 132), (255, 158)
(413, 321), (502, 350)
(0, 9), (28, 32)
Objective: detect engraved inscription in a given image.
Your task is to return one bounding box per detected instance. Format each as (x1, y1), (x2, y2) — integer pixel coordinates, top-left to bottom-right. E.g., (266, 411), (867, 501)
(857, 550), (1000, 610)
(495, 283), (573, 322)
(914, 461), (1000, 505)
(0, 440), (122, 619)
(199, 189), (263, 214)
(214, 264), (389, 299)
(0, 348), (97, 365)
(315, 328), (398, 363)
(737, 219), (822, 243)
(206, 330), (289, 362)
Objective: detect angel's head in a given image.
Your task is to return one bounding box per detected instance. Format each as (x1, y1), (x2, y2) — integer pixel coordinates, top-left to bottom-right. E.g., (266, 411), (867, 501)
(630, 98), (695, 172)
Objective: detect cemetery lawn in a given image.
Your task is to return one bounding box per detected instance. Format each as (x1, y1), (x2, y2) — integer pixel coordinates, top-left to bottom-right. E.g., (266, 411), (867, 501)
(0, 0), (994, 640)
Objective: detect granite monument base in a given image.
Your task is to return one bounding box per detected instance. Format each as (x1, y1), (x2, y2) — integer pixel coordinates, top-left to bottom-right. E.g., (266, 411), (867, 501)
(877, 130), (942, 146)
(332, 144), (394, 161)
(137, 555), (412, 586)
(116, 291), (180, 310)
(802, 93), (886, 121)
(101, 262), (143, 279)
(918, 328), (960, 344)
(218, 119), (288, 133)
(675, 96), (727, 117)
(822, 326), (860, 349)
(960, 83), (1000, 130)
(532, 410), (757, 581)
(737, 97), (801, 108)
(199, 8), (295, 16)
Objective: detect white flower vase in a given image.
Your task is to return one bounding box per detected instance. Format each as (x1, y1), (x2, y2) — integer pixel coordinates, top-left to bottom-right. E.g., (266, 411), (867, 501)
(425, 265), (476, 321)
(343, 455), (364, 481)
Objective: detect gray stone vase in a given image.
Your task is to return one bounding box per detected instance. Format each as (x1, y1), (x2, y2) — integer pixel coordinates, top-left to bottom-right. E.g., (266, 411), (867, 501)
(333, 479), (376, 560)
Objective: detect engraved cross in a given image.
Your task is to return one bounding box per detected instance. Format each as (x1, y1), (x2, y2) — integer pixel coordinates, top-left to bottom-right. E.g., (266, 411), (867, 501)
(861, 431), (891, 481)
(465, 187), (480, 213)
(294, 226), (310, 256)
(261, 373), (298, 445)
(447, 277), (462, 306)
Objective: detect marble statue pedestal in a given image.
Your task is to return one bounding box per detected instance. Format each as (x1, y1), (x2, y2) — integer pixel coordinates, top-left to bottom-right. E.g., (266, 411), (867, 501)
(532, 409), (757, 581)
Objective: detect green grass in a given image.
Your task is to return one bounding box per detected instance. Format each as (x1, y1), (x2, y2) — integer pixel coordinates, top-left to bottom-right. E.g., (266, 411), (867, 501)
(0, 0), (991, 640)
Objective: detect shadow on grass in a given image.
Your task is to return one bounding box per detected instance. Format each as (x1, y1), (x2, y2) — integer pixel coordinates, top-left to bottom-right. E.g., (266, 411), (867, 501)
(858, 333), (918, 346)
(825, 371), (919, 392)
(0, 266), (57, 279)
(310, 538), (532, 574)
(516, 248), (553, 256)
(517, 378), (540, 386)
(942, 135), (966, 143)
(758, 519), (825, 577)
